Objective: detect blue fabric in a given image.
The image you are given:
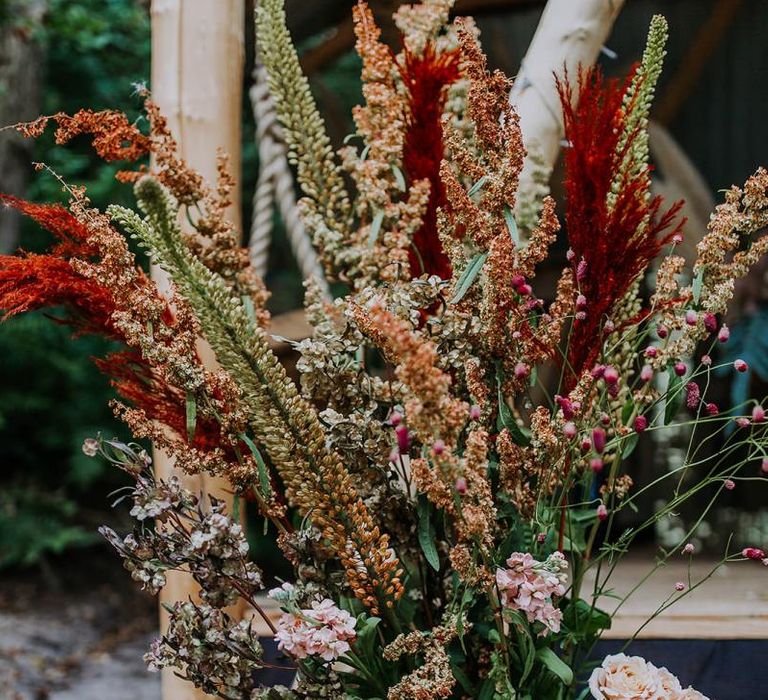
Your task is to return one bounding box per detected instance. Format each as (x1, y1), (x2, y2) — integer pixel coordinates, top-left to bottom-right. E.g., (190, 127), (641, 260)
(590, 639), (768, 699)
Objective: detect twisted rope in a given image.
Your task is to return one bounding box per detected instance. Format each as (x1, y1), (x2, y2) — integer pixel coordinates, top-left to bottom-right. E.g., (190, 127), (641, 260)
(249, 60), (331, 297)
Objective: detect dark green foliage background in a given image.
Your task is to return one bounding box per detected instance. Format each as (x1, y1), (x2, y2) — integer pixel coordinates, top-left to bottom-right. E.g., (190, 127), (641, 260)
(0, 0), (150, 567)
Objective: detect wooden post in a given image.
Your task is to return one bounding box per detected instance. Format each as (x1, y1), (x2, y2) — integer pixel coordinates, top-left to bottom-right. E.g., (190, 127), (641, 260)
(149, 2), (245, 699)
(509, 0), (626, 217)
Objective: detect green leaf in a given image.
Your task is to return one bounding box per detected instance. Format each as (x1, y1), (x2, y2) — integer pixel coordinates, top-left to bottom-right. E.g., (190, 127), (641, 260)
(563, 598), (612, 636)
(503, 205), (520, 247)
(450, 252), (488, 304)
(185, 391), (197, 443)
(478, 678), (496, 700)
(505, 609), (535, 683)
(536, 647), (573, 686)
(239, 433), (273, 499)
(622, 432), (639, 457)
(417, 496), (440, 571)
(468, 175), (488, 197)
(692, 267), (704, 304)
(621, 399), (634, 425)
(391, 164), (406, 191)
(664, 369), (684, 424)
(496, 367), (531, 446)
(353, 616), (381, 661)
(368, 210), (384, 246)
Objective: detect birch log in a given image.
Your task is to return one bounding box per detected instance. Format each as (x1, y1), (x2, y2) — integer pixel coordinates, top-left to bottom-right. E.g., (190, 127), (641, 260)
(510, 0), (626, 223)
(149, 2), (245, 699)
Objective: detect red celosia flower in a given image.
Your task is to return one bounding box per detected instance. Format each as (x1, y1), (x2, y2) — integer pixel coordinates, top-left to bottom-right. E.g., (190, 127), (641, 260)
(557, 68), (684, 390)
(0, 196), (219, 451)
(399, 42), (461, 280)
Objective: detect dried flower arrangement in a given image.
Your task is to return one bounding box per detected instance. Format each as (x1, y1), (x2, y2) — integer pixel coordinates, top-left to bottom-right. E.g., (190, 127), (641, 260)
(2, 1), (768, 698)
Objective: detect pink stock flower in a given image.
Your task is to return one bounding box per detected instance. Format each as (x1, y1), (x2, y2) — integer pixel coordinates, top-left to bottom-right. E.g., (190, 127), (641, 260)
(275, 598), (356, 661)
(496, 552), (568, 635)
(592, 427), (607, 454)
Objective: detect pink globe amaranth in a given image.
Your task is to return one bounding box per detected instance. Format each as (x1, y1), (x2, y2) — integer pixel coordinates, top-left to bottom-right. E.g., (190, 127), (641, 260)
(718, 324), (730, 342)
(674, 361), (687, 377)
(389, 411), (403, 426)
(734, 358), (748, 373)
(724, 478), (736, 490)
(455, 477), (468, 495)
(597, 504), (608, 521)
(743, 547), (766, 560)
(633, 415), (648, 433)
(432, 439), (445, 455)
(703, 312), (718, 334)
(640, 365), (654, 383)
(644, 346), (658, 359)
(656, 323), (669, 339)
(395, 424), (410, 453)
(685, 381), (700, 409)
(590, 457), (604, 473)
(592, 427), (607, 454)
(469, 404), (481, 420)
(706, 402), (719, 416)
(603, 366), (619, 385)
(563, 422), (577, 439)
(761, 458), (768, 474)
(514, 362), (530, 379)
(752, 405), (766, 423)
(685, 309), (698, 326)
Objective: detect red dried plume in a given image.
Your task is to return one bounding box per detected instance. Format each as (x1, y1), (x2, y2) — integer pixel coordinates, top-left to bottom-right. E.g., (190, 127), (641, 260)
(557, 67), (684, 390)
(399, 42), (461, 280)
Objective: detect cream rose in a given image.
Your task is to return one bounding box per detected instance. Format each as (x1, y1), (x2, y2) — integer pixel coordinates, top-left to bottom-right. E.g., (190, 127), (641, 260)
(656, 666), (683, 696)
(589, 653), (664, 699)
(673, 689), (710, 700)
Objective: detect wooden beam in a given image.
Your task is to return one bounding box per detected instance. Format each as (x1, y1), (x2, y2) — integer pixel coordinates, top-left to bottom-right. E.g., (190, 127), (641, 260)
(655, 0), (744, 126)
(149, 2), (245, 699)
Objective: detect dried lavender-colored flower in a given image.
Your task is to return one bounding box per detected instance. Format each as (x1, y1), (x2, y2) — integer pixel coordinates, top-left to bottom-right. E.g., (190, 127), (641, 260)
(82, 437), (99, 457)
